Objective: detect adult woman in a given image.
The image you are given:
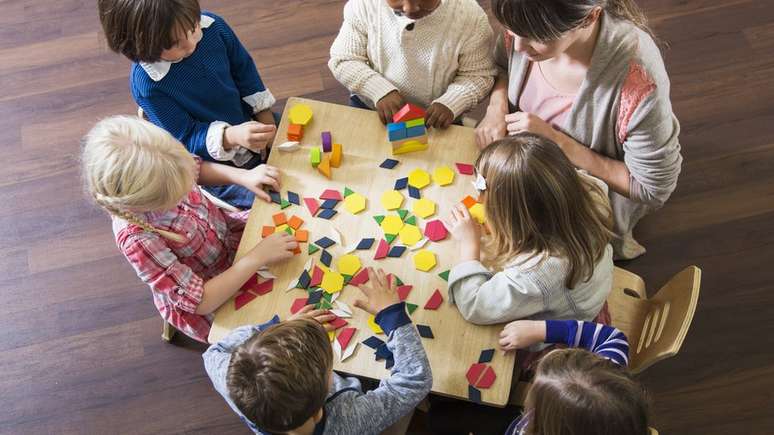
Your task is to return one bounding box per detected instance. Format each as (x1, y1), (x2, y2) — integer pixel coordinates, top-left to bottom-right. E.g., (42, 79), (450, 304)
(476, 0), (682, 259)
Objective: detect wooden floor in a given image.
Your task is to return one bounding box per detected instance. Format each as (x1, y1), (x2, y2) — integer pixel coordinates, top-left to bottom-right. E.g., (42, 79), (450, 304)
(1, 0), (773, 433)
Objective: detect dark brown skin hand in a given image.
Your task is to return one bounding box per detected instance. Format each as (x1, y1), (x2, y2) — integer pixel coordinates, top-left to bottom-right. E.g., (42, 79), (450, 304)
(425, 102), (455, 129)
(376, 90), (405, 124)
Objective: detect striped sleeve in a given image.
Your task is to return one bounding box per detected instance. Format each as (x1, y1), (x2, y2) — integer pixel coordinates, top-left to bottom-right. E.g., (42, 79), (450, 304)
(545, 320), (630, 366)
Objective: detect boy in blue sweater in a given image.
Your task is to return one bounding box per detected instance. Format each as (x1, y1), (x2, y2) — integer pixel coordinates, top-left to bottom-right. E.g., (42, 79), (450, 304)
(98, 0), (276, 208)
(203, 268), (432, 434)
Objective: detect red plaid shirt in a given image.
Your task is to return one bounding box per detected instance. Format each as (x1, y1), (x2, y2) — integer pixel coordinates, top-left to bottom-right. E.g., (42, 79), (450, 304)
(113, 186), (249, 343)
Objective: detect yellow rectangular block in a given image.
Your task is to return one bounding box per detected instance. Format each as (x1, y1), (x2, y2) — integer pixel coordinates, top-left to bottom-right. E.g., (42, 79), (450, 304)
(330, 143), (342, 167)
(391, 133), (427, 148)
(393, 140), (428, 155)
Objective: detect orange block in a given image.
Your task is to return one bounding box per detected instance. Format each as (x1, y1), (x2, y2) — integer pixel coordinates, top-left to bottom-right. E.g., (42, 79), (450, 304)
(294, 229), (309, 242)
(330, 143), (342, 168)
(461, 195), (477, 209)
(318, 154), (332, 179)
(261, 225), (274, 237)
(288, 215), (304, 230)
(287, 124), (303, 141)
(272, 212), (287, 226)
(292, 245), (302, 255)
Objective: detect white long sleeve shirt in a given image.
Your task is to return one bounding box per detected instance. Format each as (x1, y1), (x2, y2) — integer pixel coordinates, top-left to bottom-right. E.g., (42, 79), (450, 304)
(328, 0), (497, 117)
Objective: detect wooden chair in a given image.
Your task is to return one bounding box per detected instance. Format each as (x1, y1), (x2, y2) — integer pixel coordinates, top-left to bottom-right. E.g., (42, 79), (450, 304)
(608, 265), (701, 374)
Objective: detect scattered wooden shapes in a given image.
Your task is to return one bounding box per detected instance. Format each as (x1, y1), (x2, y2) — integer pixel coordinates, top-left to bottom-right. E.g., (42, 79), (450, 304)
(438, 270), (450, 281)
(387, 245), (406, 258)
(392, 103), (426, 123)
(373, 215), (385, 225)
(277, 141), (301, 152)
(310, 147), (321, 167)
(261, 225), (274, 238)
(287, 124), (304, 141)
(404, 215), (416, 226)
(321, 131), (332, 152)
(461, 195), (477, 209)
(394, 177), (408, 190)
(280, 198), (292, 209)
(367, 315), (384, 334)
(432, 166), (455, 186)
(356, 238), (375, 250)
(380, 190), (404, 210)
(397, 285), (413, 301)
(320, 250), (333, 267)
(320, 189), (343, 201)
(406, 302), (418, 315)
(466, 362), (487, 386)
(304, 197), (320, 216)
(408, 185), (421, 199)
(408, 237), (429, 251)
(288, 215), (304, 230)
(413, 249), (437, 272)
(294, 229), (309, 242)
(476, 366), (497, 389)
(374, 239), (390, 259)
(320, 199), (339, 210)
(272, 212), (287, 226)
(412, 198), (436, 218)
(397, 209), (409, 221)
(288, 103), (313, 125)
(478, 349), (495, 363)
(380, 158), (399, 169)
(362, 335), (385, 350)
(337, 254), (362, 276)
(287, 191), (300, 206)
(252, 278), (275, 295)
(308, 244), (320, 255)
(407, 168), (431, 189)
(315, 236), (336, 249)
(349, 267), (371, 286)
(330, 143), (343, 167)
(385, 233), (397, 244)
(468, 385), (482, 403)
(337, 327), (356, 350)
(468, 203), (486, 224)
(321, 270), (344, 293)
(398, 224), (423, 246)
(307, 289), (324, 305)
(424, 219), (448, 242)
(456, 162), (475, 175)
(344, 187), (354, 197)
(290, 297), (308, 314)
(296, 269), (311, 290)
(343, 192), (367, 214)
(317, 209), (337, 220)
(317, 154), (332, 178)
(234, 291), (258, 310)
(416, 324), (434, 339)
(380, 215), (404, 235)
(310, 266), (324, 287)
(424, 288), (443, 309)
(268, 190), (281, 205)
(328, 316), (348, 330)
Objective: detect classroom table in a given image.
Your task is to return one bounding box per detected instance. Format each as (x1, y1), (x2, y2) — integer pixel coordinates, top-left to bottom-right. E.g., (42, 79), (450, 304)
(209, 97), (516, 406)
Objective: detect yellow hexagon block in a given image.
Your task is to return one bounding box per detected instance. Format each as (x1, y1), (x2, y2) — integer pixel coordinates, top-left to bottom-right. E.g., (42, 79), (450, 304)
(413, 249), (437, 272)
(380, 190), (404, 210)
(344, 192), (367, 214)
(469, 203), (486, 224)
(368, 315), (383, 334)
(408, 168), (431, 189)
(412, 198), (436, 219)
(380, 215), (404, 235)
(288, 104), (313, 126)
(432, 166), (455, 186)
(398, 225), (423, 246)
(337, 254), (362, 276)
(321, 271), (344, 293)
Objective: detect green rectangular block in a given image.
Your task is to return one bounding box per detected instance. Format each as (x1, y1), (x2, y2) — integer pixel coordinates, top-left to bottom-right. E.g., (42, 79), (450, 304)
(405, 118), (425, 128)
(310, 147), (321, 167)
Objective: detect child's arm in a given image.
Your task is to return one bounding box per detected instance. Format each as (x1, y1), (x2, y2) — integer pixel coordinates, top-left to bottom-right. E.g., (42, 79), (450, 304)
(499, 319), (630, 366)
(429, 13), (497, 127)
(328, 1), (399, 113)
(199, 161), (280, 203)
(334, 269), (432, 433)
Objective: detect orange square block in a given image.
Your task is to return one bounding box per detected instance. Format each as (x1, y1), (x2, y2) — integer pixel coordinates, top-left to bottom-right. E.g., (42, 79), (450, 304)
(294, 229), (309, 242)
(292, 245), (302, 255)
(287, 124), (303, 141)
(330, 143), (342, 168)
(261, 225), (274, 237)
(272, 212), (287, 226)
(288, 215), (304, 230)
(461, 195), (477, 209)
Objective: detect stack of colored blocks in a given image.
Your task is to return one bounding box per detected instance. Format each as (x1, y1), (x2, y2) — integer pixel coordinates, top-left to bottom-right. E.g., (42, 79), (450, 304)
(387, 103), (429, 155)
(287, 104), (313, 141)
(310, 131), (343, 179)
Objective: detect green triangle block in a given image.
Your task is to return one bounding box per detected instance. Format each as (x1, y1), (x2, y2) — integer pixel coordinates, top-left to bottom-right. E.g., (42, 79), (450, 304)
(385, 233), (397, 244)
(395, 275), (404, 286)
(308, 244), (320, 255)
(284, 226), (294, 235)
(323, 292), (333, 302)
(280, 199), (292, 209)
(319, 299), (333, 310)
(438, 270), (450, 281)
(373, 215), (385, 225)
(405, 215), (417, 226)
(397, 209), (409, 220)
(307, 287), (320, 295)
(342, 274), (352, 284)
(344, 187), (354, 197)
(406, 303), (418, 315)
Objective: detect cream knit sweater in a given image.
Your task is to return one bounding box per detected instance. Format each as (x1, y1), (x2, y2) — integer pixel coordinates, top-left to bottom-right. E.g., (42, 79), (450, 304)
(328, 0), (497, 117)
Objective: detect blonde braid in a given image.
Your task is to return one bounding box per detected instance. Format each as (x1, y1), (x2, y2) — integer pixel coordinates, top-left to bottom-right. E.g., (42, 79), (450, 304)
(94, 193), (186, 243)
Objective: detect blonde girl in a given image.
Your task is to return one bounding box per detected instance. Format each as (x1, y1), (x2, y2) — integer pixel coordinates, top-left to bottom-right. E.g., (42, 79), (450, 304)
(82, 116), (296, 343)
(476, 0), (682, 260)
(444, 133), (614, 325)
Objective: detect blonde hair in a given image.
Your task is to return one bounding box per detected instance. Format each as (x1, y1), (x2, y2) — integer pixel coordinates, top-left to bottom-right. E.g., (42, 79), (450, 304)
(82, 115), (196, 243)
(476, 134), (613, 289)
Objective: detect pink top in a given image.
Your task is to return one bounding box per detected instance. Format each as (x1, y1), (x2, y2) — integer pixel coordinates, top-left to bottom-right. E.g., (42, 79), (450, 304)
(518, 62), (576, 129)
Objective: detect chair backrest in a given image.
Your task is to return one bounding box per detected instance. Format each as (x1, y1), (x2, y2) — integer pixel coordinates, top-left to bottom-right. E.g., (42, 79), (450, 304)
(609, 266), (701, 374)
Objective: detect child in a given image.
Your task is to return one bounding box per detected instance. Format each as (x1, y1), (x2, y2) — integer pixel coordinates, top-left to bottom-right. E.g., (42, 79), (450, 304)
(203, 268), (433, 434)
(499, 319), (649, 435)
(444, 134), (614, 325)
(328, 0), (497, 128)
(82, 116), (297, 343)
(98, 0), (277, 209)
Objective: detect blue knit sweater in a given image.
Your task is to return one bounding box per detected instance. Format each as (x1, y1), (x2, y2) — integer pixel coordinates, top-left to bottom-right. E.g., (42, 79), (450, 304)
(130, 12), (270, 164)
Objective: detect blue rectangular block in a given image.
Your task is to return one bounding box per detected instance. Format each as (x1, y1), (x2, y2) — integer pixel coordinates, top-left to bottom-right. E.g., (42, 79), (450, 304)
(387, 122), (406, 141)
(405, 124), (426, 138)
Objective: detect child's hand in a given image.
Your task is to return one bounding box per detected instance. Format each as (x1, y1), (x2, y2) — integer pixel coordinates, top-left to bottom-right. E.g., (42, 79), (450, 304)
(224, 121), (277, 153)
(250, 232), (297, 266)
(505, 112), (558, 143)
(476, 106), (507, 148)
(498, 320), (547, 351)
(288, 305), (337, 330)
(375, 90), (405, 125)
(354, 268), (400, 315)
(239, 165), (281, 202)
(425, 103), (454, 129)
(443, 204), (481, 260)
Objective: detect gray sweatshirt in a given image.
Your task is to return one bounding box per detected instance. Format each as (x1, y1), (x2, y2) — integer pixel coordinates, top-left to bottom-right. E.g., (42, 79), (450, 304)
(495, 12), (682, 259)
(203, 303), (432, 435)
